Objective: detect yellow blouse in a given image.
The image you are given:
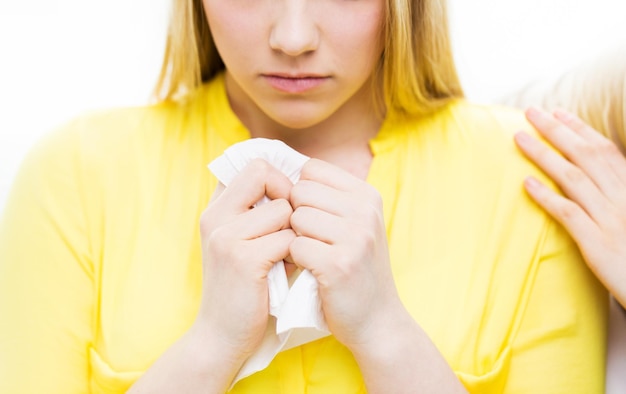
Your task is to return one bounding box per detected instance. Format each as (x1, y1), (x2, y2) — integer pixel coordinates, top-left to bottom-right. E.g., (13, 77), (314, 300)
(0, 74), (607, 393)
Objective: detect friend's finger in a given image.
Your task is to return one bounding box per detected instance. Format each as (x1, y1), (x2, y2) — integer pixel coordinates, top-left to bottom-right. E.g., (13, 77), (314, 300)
(514, 131), (612, 224)
(553, 109), (606, 143)
(554, 109), (626, 185)
(526, 107), (623, 198)
(522, 176), (601, 246)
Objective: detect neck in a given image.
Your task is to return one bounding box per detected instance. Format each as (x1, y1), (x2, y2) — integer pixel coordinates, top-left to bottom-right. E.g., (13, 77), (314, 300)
(225, 74), (384, 179)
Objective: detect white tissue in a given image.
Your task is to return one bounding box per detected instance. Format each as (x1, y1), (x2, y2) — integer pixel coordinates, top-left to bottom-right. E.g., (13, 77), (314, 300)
(207, 138), (330, 384)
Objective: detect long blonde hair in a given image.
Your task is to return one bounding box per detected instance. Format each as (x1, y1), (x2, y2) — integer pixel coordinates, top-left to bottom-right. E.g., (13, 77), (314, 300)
(153, 0), (463, 116)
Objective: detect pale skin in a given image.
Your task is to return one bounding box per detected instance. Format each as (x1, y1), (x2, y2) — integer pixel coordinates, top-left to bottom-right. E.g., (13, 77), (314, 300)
(129, 158), (465, 393)
(127, 0), (467, 391)
(514, 107), (626, 309)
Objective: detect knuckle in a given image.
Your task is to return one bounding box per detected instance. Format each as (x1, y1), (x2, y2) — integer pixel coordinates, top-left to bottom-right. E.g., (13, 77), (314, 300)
(555, 200), (582, 222)
(290, 206), (303, 224)
(248, 157), (271, 175)
(290, 206), (310, 230)
(533, 143), (553, 163)
(300, 158), (320, 179)
(354, 195), (383, 228)
(205, 226), (235, 259)
(572, 138), (613, 160)
(569, 138), (588, 154)
(332, 252), (355, 278)
(273, 198), (293, 216)
(602, 139), (623, 158)
(365, 185), (383, 210)
(206, 225), (228, 247)
(356, 227), (378, 252)
(199, 209), (212, 237)
(199, 207), (219, 237)
(562, 166), (586, 185)
(289, 182), (306, 207)
(275, 201), (294, 228)
(288, 237), (306, 262)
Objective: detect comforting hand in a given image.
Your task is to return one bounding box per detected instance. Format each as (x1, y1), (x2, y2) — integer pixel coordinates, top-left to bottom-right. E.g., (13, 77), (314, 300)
(197, 158), (296, 362)
(288, 159), (406, 348)
(514, 107), (626, 308)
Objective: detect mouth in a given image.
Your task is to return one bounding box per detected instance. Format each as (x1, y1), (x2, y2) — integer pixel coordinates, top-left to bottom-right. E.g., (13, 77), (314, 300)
(262, 74), (330, 94)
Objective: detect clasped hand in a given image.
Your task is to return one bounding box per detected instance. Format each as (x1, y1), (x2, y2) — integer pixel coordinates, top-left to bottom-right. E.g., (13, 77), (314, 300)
(196, 157), (402, 367)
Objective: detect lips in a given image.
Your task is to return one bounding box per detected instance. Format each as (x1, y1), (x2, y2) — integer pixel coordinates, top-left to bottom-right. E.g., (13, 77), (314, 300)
(262, 74), (330, 94)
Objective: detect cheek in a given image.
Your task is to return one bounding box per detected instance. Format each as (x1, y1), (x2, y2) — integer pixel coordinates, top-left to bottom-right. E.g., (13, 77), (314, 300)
(203, 2), (267, 62)
(324, 8), (384, 68)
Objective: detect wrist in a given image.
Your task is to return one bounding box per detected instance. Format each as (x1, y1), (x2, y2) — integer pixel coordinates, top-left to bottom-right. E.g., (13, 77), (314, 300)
(185, 320), (248, 384)
(344, 300), (417, 357)
(342, 304), (466, 393)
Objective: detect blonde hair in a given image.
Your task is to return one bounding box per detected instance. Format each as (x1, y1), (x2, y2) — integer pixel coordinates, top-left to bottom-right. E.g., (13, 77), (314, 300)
(154, 0), (463, 116)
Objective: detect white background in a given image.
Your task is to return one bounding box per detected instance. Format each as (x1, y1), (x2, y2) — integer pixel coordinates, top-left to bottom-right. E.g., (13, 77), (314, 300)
(1, 0), (625, 210)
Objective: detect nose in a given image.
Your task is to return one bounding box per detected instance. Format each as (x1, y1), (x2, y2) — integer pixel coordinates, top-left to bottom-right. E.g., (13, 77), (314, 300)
(269, 0), (319, 57)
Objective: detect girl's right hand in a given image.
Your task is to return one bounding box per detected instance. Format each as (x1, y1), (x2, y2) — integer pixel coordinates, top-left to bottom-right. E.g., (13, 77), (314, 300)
(196, 158), (296, 366)
(127, 159), (295, 392)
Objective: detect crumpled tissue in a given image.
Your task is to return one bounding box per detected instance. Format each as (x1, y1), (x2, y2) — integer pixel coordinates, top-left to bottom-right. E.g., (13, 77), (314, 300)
(207, 138), (330, 385)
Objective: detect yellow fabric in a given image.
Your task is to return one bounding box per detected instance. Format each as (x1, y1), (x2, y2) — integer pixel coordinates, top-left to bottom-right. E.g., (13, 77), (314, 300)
(0, 74), (608, 393)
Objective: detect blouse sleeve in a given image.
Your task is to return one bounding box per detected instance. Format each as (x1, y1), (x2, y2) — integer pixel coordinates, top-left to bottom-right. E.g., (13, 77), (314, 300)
(0, 122), (95, 393)
(455, 218), (608, 393)
(500, 220), (608, 393)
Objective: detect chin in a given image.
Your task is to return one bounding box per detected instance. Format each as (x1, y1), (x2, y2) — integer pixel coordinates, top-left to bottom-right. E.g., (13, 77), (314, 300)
(266, 104), (336, 130)
(273, 116), (324, 130)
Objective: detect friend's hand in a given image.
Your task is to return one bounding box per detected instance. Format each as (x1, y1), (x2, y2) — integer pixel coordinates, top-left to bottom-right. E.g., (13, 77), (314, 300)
(514, 107), (626, 308)
(288, 159), (405, 348)
(197, 158), (296, 364)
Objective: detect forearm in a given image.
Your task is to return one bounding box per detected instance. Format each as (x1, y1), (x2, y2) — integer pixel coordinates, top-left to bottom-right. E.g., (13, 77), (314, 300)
(347, 305), (467, 394)
(127, 323), (244, 393)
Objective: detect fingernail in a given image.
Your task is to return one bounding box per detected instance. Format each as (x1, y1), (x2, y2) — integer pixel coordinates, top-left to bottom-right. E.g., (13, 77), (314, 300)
(514, 131), (532, 146)
(526, 106), (542, 119)
(524, 176), (541, 190)
(554, 109), (573, 122)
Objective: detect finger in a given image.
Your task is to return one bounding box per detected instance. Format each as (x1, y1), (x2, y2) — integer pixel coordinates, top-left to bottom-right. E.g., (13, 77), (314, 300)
(523, 176), (601, 248)
(245, 228), (297, 274)
(554, 109), (626, 185)
(216, 158), (294, 213)
(209, 183), (226, 204)
(553, 109), (606, 143)
(227, 198), (293, 240)
(290, 179), (361, 217)
(514, 131), (612, 224)
(290, 205), (345, 244)
(289, 236), (333, 283)
(299, 159), (365, 193)
(300, 159), (382, 211)
(526, 107), (623, 197)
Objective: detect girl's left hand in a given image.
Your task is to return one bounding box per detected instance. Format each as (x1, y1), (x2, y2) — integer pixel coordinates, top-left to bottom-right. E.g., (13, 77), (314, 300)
(514, 107), (626, 308)
(288, 159), (405, 348)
